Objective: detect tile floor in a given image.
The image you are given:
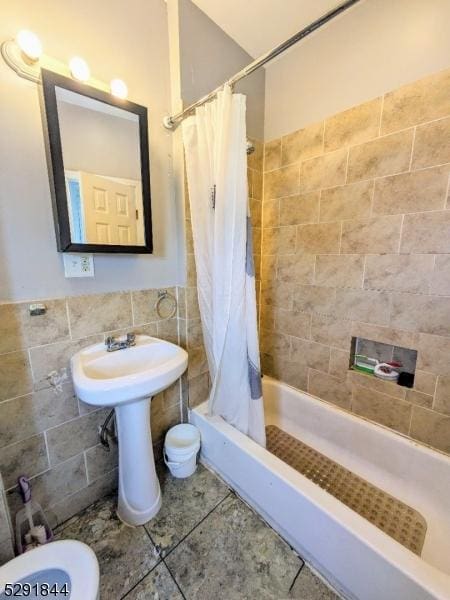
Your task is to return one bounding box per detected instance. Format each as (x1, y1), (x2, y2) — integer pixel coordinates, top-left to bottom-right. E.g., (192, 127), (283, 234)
(56, 463), (339, 599)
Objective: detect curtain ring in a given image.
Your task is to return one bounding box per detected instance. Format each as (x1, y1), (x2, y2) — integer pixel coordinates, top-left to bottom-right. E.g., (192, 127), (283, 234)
(155, 289), (177, 320)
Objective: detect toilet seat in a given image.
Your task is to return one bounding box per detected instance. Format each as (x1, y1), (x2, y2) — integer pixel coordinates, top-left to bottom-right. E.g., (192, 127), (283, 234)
(0, 540), (99, 600)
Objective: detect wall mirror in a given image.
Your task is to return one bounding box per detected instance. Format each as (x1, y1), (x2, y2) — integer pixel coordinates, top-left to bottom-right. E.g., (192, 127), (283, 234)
(40, 69), (152, 253)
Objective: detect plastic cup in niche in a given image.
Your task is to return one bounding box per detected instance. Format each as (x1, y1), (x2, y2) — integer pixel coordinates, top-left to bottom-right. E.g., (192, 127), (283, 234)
(164, 424), (201, 479)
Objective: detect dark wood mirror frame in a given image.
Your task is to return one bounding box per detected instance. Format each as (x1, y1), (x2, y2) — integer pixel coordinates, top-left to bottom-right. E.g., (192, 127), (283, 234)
(40, 68), (153, 253)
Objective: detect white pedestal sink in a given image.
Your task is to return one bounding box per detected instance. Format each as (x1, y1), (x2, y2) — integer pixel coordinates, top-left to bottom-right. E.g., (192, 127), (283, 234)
(71, 335), (188, 526)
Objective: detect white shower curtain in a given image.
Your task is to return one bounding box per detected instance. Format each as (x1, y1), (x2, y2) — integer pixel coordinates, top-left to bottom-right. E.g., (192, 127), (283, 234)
(182, 85), (265, 446)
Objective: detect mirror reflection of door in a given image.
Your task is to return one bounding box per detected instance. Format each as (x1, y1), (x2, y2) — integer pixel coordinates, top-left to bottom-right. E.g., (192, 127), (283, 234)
(56, 86), (146, 247)
(65, 171), (144, 245)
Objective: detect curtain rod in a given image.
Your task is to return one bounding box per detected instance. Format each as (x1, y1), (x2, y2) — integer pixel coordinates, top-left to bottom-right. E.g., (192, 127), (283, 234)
(163, 0), (362, 130)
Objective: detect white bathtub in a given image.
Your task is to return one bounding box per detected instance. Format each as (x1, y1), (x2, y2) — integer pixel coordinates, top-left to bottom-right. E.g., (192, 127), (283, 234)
(190, 376), (450, 600)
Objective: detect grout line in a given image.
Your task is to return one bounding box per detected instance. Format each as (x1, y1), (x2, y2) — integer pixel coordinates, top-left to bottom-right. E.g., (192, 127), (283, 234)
(119, 560), (164, 600)
(161, 558), (187, 600)
(408, 127), (417, 172)
(288, 563), (305, 592)
(130, 291), (136, 327)
(65, 300), (73, 341)
(397, 214), (405, 254)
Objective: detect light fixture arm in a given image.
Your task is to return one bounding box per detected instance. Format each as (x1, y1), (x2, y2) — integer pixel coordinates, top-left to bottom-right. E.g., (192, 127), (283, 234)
(1, 39), (41, 83)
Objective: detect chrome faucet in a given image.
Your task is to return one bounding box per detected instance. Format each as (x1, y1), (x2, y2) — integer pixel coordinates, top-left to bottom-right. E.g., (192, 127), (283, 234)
(105, 333), (136, 352)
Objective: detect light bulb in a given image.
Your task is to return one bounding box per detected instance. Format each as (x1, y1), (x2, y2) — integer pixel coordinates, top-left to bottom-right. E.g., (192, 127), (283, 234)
(110, 79), (128, 99)
(69, 56), (90, 82)
(16, 30), (42, 62)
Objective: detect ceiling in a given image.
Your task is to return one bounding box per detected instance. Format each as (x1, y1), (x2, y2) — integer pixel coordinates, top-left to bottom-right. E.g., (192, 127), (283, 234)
(191, 0), (347, 58)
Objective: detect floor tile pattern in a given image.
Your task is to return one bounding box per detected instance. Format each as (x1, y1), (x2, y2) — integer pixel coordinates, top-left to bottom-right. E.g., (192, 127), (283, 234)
(57, 463), (339, 599)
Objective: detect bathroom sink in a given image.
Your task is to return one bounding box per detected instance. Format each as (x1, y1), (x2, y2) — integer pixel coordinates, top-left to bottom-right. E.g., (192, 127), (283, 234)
(72, 335), (188, 406)
(71, 335), (188, 527)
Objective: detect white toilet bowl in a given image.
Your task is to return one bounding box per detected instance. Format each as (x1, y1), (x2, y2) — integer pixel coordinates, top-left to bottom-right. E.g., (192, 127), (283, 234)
(0, 540), (99, 600)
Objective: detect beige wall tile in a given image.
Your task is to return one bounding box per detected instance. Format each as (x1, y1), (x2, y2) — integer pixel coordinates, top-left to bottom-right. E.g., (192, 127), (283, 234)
(261, 255), (277, 283)
(351, 322), (419, 350)
(157, 318), (178, 344)
(390, 293), (450, 337)
(325, 97), (382, 152)
(187, 345), (208, 380)
(341, 215), (402, 254)
(405, 389), (433, 408)
(308, 369), (351, 409)
(417, 334), (450, 376)
(277, 254), (314, 285)
(7, 454), (87, 509)
(294, 286), (336, 315)
(263, 354), (308, 391)
(247, 139), (263, 171)
(186, 253), (197, 286)
(290, 338), (330, 371)
(319, 180), (373, 222)
(0, 435), (48, 489)
(185, 287), (200, 320)
(0, 351), (32, 401)
(264, 139), (281, 171)
(85, 444), (118, 484)
(410, 406), (450, 453)
(329, 348), (351, 379)
(68, 292), (132, 338)
(434, 376), (450, 415)
(252, 170), (263, 200)
(414, 370), (437, 396)
(334, 288), (390, 325)
(348, 129), (413, 182)
(411, 117), (450, 170)
(279, 192), (319, 226)
(348, 370), (406, 400)
(431, 256), (450, 296)
(281, 121), (324, 166)
(260, 329), (290, 358)
(186, 318), (203, 350)
(273, 309), (311, 338)
(381, 69), (450, 134)
(150, 392), (180, 443)
(0, 384), (78, 447)
(373, 165), (450, 215)
(261, 281), (293, 310)
(262, 226), (296, 255)
(315, 254), (364, 289)
(352, 385), (411, 434)
(132, 288), (176, 325)
(0, 300), (69, 355)
(262, 199), (279, 228)
(310, 314), (352, 350)
(296, 222), (341, 254)
(364, 254), (433, 293)
(29, 335), (103, 385)
(46, 409), (108, 466)
(187, 373), (210, 409)
(264, 165), (299, 199)
(300, 149), (347, 192)
(250, 199), (261, 228)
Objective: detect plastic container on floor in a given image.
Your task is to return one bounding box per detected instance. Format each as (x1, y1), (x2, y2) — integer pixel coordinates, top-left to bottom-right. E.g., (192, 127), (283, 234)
(164, 423), (201, 478)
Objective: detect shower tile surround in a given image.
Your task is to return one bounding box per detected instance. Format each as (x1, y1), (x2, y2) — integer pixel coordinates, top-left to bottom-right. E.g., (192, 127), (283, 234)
(0, 288), (183, 561)
(260, 68), (450, 456)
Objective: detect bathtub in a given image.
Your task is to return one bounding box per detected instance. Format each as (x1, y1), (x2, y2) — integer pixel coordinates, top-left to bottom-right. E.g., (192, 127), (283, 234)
(190, 376), (450, 600)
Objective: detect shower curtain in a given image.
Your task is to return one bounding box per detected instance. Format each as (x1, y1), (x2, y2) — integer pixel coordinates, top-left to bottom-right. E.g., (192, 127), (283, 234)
(182, 85), (265, 446)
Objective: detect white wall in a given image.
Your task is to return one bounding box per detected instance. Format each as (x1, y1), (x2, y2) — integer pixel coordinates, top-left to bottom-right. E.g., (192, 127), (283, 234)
(0, 0), (180, 301)
(178, 0), (265, 140)
(264, 0), (450, 140)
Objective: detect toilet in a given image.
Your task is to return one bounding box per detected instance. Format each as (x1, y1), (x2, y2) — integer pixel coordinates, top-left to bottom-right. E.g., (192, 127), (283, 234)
(0, 540), (99, 600)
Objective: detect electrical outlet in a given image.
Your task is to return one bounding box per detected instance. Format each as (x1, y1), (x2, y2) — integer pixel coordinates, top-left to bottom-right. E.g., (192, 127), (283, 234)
(63, 253), (95, 278)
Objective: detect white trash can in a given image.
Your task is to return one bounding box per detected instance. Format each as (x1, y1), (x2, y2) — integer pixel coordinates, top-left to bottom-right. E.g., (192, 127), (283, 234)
(164, 424), (201, 478)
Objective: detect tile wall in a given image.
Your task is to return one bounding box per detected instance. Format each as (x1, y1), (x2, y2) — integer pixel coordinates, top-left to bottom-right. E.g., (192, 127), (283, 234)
(0, 288), (182, 563)
(260, 68), (450, 455)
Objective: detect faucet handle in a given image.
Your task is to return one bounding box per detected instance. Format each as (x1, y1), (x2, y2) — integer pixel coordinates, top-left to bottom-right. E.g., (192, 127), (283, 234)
(105, 336), (115, 347)
(126, 332), (136, 345)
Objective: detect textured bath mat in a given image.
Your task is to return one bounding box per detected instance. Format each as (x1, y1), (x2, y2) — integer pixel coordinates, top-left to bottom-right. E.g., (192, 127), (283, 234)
(266, 425), (427, 556)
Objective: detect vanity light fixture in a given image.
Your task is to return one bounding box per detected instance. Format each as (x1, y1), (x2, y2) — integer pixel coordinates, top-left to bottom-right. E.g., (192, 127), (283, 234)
(110, 78), (128, 99)
(16, 30), (42, 62)
(69, 56), (90, 82)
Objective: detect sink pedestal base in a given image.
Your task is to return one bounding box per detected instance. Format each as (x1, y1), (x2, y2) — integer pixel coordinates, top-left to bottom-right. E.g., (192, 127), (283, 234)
(115, 397), (161, 526)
